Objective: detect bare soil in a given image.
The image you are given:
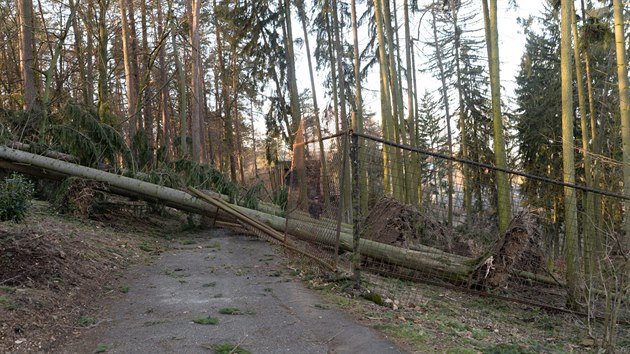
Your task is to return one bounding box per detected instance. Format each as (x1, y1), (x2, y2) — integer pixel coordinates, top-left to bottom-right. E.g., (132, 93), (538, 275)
(0, 200), (178, 353)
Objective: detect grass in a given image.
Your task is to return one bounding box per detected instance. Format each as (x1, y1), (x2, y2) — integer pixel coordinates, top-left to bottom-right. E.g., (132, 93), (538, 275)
(0, 296), (17, 310)
(314, 303), (331, 310)
(78, 315), (97, 327)
(209, 343), (250, 354)
(119, 285), (130, 293)
(193, 315), (219, 325)
(143, 320), (169, 326)
(218, 307), (256, 315)
(94, 343), (108, 353)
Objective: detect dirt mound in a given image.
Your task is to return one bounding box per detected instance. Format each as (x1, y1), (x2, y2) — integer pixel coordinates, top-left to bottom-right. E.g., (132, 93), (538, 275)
(361, 197), (464, 253)
(0, 202), (174, 353)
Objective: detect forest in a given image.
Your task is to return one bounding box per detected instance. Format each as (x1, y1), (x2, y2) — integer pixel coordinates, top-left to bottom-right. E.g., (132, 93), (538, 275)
(1, 0), (630, 351)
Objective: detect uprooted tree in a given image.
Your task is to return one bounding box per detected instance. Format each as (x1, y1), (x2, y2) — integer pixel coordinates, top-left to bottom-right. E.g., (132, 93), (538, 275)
(0, 145), (548, 289)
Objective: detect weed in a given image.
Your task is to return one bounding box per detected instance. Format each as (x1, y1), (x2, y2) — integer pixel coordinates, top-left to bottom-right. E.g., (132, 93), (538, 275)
(263, 287), (273, 292)
(0, 286), (15, 293)
(314, 303), (331, 310)
(139, 243), (154, 252)
(193, 315), (219, 325)
(210, 343), (251, 354)
(202, 282), (217, 287)
(374, 322), (428, 347)
(213, 293), (223, 298)
(205, 242), (221, 249)
(94, 343), (108, 353)
(218, 307), (256, 315)
(0, 173), (34, 223)
(0, 296), (17, 310)
(181, 239), (197, 245)
(78, 316), (97, 327)
(119, 285), (129, 293)
(361, 292), (385, 306)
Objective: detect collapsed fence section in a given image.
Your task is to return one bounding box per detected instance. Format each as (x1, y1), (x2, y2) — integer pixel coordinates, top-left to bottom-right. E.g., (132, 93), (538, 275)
(281, 125), (628, 321)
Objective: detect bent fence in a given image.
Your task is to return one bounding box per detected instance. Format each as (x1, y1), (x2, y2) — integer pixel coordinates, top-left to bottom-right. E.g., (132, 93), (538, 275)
(281, 122), (629, 322)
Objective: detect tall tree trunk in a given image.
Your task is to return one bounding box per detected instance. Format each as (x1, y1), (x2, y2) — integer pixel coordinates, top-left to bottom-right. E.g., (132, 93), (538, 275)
(403, 0), (418, 207)
(156, 0), (171, 163)
(374, 0), (395, 197)
(571, 5), (596, 275)
(281, 0), (307, 204)
(451, 2), (471, 218)
(190, 0), (204, 164)
(17, 0), (36, 111)
(560, 0), (580, 305)
(350, 0), (368, 213)
(169, 0), (188, 159)
(382, 0), (405, 202)
(482, 0), (512, 233)
(331, 0), (351, 218)
(139, 0), (154, 168)
(119, 0), (139, 148)
(72, 8), (89, 105)
(297, 0), (330, 210)
(97, 0), (109, 122)
(431, 7), (454, 227)
(612, 0), (630, 249)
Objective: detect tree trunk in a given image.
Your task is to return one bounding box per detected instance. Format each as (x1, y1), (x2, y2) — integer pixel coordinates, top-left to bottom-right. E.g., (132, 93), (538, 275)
(296, 0), (331, 211)
(431, 7), (454, 227)
(156, 0), (171, 164)
(571, 5), (596, 275)
(17, 0), (36, 111)
(190, 0), (204, 164)
(560, 0), (580, 305)
(482, 0), (512, 233)
(169, 0), (188, 159)
(119, 0), (139, 148)
(97, 0), (109, 122)
(612, 0), (630, 250)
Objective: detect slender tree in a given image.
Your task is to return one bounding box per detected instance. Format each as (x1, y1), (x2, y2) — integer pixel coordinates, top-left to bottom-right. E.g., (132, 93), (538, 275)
(482, 0), (512, 233)
(17, 0), (36, 111)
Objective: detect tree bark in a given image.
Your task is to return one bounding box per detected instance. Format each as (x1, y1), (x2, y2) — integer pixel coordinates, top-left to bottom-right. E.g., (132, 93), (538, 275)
(612, 0), (630, 250)
(17, 0), (36, 111)
(190, 0), (204, 164)
(560, 0), (580, 305)
(482, 0), (512, 233)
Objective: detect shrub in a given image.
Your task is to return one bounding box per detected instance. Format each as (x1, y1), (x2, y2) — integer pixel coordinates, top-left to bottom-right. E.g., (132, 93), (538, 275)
(0, 173), (35, 222)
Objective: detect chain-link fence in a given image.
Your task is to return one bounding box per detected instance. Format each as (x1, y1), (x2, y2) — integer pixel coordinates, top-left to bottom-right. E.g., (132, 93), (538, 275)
(280, 124), (629, 322)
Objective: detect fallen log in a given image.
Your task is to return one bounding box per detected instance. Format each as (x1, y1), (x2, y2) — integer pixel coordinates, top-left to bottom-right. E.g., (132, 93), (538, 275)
(1, 146), (565, 289)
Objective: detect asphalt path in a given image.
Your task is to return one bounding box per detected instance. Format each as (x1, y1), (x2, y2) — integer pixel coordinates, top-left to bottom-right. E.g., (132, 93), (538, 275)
(61, 228), (405, 354)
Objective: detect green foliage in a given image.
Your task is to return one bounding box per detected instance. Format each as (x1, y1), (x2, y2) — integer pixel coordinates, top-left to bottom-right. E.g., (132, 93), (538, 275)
(192, 315), (219, 325)
(239, 182), (263, 209)
(212, 343), (251, 354)
(46, 104), (133, 168)
(172, 159), (238, 200)
(273, 186), (288, 212)
(0, 173), (35, 222)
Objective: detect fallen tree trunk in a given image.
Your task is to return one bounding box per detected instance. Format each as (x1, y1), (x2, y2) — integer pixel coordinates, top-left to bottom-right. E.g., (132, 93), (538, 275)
(0, 145), (478, 283)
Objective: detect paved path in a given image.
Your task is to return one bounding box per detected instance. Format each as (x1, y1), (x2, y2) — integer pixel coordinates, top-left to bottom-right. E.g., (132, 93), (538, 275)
(62, 229), (405, 354)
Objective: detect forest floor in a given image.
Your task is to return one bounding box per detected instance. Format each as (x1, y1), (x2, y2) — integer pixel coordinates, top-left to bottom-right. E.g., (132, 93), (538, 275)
(0, 200), (629, 353)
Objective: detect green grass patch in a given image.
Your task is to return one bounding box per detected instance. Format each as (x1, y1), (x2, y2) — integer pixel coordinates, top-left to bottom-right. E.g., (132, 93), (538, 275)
(374, 322), (428, 348)
(209, 343), (250, 354)
(119, 285), (130, 293)
(205, 242), (221, 249)
(78, 315), (97, 327)
(162, 269), (191, 278)
(94, 343), (108, 353)
(193, 315), (219, 325)
(218, 307), (256, 315)
(0, 296), (17, 310)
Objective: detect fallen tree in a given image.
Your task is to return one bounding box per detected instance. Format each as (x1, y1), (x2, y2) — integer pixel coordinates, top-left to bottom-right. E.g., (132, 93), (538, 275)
(0, 145), (546, 287)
